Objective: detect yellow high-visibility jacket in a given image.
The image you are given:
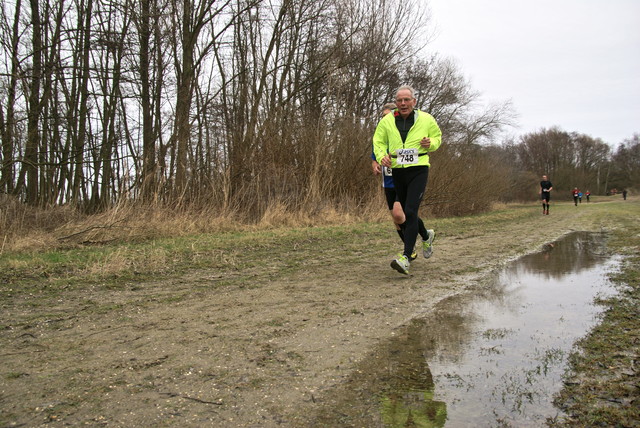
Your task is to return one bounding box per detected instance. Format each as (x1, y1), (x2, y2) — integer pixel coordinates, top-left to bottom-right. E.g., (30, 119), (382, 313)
(372, 110), (442, 168)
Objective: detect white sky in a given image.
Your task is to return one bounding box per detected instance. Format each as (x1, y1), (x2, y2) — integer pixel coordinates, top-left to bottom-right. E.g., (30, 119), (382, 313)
(426, 0), (640, 146)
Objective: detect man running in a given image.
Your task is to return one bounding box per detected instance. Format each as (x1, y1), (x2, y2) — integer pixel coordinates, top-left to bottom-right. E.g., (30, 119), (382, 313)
(373, 85), (441, 275)
(572, 187), (580, 206)
(539, 175), (552, 215)
(371, 102), (431, 261)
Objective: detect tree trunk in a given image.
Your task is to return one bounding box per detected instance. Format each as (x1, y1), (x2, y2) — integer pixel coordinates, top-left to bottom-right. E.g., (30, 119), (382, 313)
(72, 0), (94, 206)
(24, 0), (43, 204)
(139, 0), (157, 202)
(0, 0), (22, 194)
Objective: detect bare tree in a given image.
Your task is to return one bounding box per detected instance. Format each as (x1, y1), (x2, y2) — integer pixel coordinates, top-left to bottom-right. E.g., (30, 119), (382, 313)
(18, 0), (44, 205)
(0, 0), (22, 195)
(136, 0), (157, 201)
(70, 0), (94, 205)
(86, 0), (132, 210)
(610, 134), (640, 191)
(167, 0), (236, 202)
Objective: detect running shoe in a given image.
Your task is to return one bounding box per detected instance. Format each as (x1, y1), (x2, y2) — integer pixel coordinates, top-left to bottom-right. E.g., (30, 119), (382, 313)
(391, 254), (410, 275)
(423, 229), (435, 259)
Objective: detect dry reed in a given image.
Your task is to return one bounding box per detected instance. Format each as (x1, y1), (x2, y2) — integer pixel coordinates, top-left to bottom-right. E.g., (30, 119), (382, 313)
(1, 193), (395, 254)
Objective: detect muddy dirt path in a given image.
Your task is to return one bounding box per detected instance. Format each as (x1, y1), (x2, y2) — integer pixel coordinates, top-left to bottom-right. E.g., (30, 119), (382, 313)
(0, 206), (611, 427)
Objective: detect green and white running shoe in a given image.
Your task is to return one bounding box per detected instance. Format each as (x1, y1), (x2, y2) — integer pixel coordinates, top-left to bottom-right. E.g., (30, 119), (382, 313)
(391, 254), (410, 275)
(423, 229), (436, 259)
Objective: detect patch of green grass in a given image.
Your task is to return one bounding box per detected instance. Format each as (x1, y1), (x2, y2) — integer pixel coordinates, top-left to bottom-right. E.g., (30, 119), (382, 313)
(264, 317), (287, 327)
(550, 206), (640, 426)
(4, 372), (28, 379)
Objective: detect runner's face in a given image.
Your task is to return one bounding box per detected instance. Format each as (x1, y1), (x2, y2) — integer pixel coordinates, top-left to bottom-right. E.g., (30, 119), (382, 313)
(395, 90), (416, 118)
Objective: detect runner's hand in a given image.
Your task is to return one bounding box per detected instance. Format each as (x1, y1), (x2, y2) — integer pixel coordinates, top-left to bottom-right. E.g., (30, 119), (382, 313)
(380, 155), (391, 168)
(372, 160), (381, 175)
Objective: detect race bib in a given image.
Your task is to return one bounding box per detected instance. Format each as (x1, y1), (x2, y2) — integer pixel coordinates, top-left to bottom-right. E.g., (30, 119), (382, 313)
(382, 166), (392, 176)
(396, 148), (418, 165)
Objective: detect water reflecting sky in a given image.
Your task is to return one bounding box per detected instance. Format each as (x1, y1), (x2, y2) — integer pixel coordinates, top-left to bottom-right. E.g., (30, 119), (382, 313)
(422, 232), (620, 427)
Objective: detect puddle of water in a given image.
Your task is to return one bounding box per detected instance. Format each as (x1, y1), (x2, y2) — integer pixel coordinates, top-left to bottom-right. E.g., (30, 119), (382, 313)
(307, 232), (621, 427)
(423, 231), (620, 427)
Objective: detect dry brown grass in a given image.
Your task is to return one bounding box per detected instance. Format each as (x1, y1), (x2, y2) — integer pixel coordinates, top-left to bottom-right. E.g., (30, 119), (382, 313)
(1, 194), (83, 253)
(47, 203), (245, 248)
(80, 245), (171, 277)
(2, 175), (505, 255)
(232, 192), (393, 233)
(1, 192), (395, 254)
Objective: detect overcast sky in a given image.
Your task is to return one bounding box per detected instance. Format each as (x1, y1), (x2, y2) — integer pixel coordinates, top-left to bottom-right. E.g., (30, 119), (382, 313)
(426, 0), (640, 146)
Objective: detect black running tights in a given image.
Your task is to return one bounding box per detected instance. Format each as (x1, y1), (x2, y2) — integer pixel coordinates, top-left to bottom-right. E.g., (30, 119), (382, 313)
(392, 166), (429, 258)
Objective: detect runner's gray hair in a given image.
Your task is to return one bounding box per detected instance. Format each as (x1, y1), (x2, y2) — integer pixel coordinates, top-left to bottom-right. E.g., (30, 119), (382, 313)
(396, 85), (416, 98)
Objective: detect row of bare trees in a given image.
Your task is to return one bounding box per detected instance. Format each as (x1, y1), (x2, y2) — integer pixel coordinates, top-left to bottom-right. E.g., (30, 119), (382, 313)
(609, 135), (640, 192)
(0, 0), (514, 218)
(4, 0), (633, 221)
(497, 129), (639, 200)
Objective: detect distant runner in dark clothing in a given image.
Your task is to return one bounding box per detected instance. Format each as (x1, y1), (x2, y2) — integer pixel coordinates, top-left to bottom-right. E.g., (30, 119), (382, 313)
(585, 190), (591, 202)
(539, 175), (552, 215)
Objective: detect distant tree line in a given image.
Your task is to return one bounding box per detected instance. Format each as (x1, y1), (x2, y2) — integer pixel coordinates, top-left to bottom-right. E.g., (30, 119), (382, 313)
(0, 0), (636, 219)
(498, 130), (639, 201)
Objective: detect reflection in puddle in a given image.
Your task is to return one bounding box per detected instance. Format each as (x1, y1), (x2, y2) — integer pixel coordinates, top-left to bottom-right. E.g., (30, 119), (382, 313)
(307, 232), (621, 427)
(422, 231), (619, 427)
